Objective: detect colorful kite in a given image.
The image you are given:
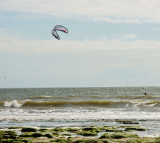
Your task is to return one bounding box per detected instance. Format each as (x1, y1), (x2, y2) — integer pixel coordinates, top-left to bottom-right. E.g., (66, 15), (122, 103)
(52, 25), (68, 40)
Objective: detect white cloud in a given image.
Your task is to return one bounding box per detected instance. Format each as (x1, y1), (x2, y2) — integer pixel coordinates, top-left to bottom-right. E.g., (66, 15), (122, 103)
(110, 34), (137, 41)
(0, 29), (159, 53)
(1, 0), (160, 23)
(152, 28), (160, 31)
(1, 29), (160, 87)
(124, 34), (137, 39)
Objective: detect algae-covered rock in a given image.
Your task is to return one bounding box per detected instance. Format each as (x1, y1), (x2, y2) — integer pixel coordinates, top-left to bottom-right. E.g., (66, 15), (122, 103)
(82, 127), (96, 131)
(53, 138), (68, 143)
(77, 131), (98, 136)
(0, 134), (3, 140)
(124, 126), (147, 131)
(21, 127), (37, 132)
(74, 139), (102, 143)
(100, 132), (138, 139)
(1, 139), (14, 143)
(52, 131), (59, 137)
(66, 128), (80, 132)
(2, 131), (17, 139)
(126, 138), (155, 143)
(52, 128), (66, 132)
(61, 133), (71, 136)
(14, 138), (32, 143)
(44, 133), (52, 138)
(31, 132), (43, 138)
(102, 141), (109, 143)
(82, 127), (101, 133)
(115, 119), (139, 124)
(8, 127), (21, 129)
(81, 126), (121, 133)
(3, 131), (16, 135)
(100, 127), (122, 132)
(155, 137), (160, 143)
(39, 128), (48, 132)
(19, 133), (32, 138)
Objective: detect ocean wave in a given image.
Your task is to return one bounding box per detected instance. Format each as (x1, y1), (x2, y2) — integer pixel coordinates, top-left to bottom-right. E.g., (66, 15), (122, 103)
(2, 100), (160, 108)
(1, 109), (160, 122)
(110, 94), (156, 99)
(28, 94), (157, 100)
(4, 100), (28, 108)
(29, 96), (54, 99)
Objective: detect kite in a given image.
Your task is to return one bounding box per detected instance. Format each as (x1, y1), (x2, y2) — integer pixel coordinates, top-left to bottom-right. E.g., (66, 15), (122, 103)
(52, 25), (68, 40)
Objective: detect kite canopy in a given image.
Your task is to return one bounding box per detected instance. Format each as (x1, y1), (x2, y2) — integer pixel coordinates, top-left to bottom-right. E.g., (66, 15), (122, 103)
(52, 25), (68, 40)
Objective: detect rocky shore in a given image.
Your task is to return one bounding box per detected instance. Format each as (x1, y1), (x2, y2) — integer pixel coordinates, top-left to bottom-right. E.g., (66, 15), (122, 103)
(0, 122), (160, 143)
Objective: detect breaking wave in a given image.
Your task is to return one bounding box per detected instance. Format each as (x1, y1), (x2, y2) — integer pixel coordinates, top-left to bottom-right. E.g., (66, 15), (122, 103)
(4, 100), (27, 108)
(2, 100), (160, 109)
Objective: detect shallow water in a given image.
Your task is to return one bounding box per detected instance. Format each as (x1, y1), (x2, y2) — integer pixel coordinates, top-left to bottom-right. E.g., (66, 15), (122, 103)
(0, 87), (160, 132)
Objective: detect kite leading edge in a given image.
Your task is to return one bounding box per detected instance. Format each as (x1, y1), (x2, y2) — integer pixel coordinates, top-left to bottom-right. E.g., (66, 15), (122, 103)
(52, 25), (68, 40)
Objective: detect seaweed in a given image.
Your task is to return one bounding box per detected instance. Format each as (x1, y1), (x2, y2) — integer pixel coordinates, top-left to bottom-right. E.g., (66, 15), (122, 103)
(74, 139), (102, 143)
(115, 119), (139, 124)
(52, 128), (66, 132)
(100, 132), (138, 139)
(100, 127), (122, 132)
(77, 131), (98, 136)
(31, 132), (43, 138)
(124, 126), (147, 131)
(66, 128), (80, 132)
(21, 127), (37, 132)
(52, 138), (68, 143)
(44, 133), (53, 138)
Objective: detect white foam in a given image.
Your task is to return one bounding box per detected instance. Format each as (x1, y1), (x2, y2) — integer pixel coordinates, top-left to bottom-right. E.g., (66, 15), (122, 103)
(0, 108), (160, 121)
(4, 100), (23, 108)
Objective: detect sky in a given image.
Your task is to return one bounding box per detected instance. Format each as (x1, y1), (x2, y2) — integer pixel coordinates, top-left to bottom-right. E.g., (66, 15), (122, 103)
(1, 0), (160, 88)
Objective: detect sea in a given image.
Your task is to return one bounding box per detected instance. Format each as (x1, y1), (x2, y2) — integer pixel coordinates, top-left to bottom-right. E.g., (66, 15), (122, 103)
(0, 87), (160, 136)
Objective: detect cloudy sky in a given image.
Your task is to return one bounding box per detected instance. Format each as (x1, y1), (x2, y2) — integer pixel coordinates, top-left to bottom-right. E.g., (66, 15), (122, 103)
(0, 0), (160, 88)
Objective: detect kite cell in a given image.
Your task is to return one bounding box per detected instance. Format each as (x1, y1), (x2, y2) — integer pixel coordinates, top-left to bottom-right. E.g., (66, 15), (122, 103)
(52, 25), (68, 40)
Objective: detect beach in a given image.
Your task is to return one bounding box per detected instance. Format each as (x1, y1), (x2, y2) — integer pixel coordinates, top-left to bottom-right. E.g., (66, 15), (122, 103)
(0, 122), (160, 142)
(0, 87), (160, 142)
(1, 0), (160, 142)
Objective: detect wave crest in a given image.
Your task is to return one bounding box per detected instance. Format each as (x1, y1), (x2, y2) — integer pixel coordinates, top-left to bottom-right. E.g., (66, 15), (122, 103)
(4, 100), (25, 108)
(3, 100), (160, 109)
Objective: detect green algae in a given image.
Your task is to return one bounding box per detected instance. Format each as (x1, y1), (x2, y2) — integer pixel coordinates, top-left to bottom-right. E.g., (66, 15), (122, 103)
(39, 128), (48, 132)
(50, 138), (68, 143)
(100, 127), (122, 132)
(100, 132), (138, 139)
(19, 133), (32, 138)
(52, 128), (66, 132)
(77, 131), (98, 136)
(21, 128), (37, 132)
(82, 127), (101, 133)
(74, 139), (103, 143)
(0, 130), (17, 140)
(82, 127), (97, 131)
(0, 139), (14, 143)
(0, 125), (159, 143)
(31, 132), (43, 138)
(115, 119), (139, 124)
(126, 138), (156, 143)
(124, 126), (147, 131)
(81, 126), (122, 133)
(66, 128), (80, 132)
(52, 131), (59, 137)
(61, 133), (71, 136)
(8, 127), (22, 129)
(44, 133), (53, 138)
(0, 134), (3, 140)
(155, 137), (160, 143)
